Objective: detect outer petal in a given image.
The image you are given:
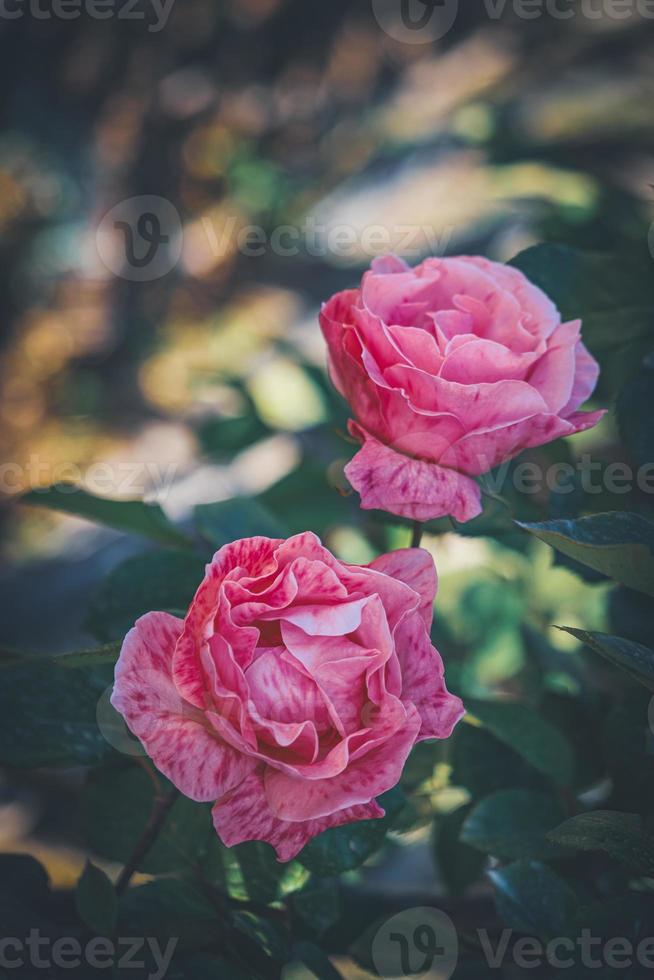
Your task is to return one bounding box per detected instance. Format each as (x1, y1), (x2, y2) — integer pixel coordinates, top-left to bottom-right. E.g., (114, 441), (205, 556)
(395, 612), (464, 741)
(561, 340), (600, 417)
(212, 770), (385, 862)
(368, 548), (437, 630)
(262, 704), (421, 821)
(345, 423), (482, 523)
(111, 612), (254, 802)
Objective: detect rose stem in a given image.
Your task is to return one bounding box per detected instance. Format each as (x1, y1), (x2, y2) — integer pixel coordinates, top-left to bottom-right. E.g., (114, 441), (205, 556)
(410, 520), (424, 548)
(115, 786), (180, 895)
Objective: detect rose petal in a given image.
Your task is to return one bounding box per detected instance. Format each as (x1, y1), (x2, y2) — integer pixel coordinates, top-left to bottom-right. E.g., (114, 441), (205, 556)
(212, 770), (385, 862)
(112, 612), (254, 802)
(368, 548), (437, 630)
(345, 424), (482, 523)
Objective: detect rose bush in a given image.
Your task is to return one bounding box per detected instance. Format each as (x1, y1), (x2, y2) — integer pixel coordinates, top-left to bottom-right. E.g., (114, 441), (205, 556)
(321, 254), (605, 522)
(111, 532), (463, 861)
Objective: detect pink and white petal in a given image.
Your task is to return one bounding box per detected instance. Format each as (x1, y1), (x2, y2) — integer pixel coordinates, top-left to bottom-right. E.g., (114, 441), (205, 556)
(271, 596), (371, 636)
(263, 704), (421, 821)
(394, 612), (464, 741)
(561, 340), (600, 417)
(368, 548), (437, 629)
(112, 612), (253, 802)
(345, 427), (482, 523)
(212, 770), (385, 862)
(371, 253), (410, 274)
(245, 649), (331, 732)
(172, 537), (281, 708)
(440, 337), (541, 385)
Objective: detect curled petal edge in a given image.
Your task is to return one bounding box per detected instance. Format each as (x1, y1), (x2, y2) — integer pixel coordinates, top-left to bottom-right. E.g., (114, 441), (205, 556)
(345, 423), (482, 523)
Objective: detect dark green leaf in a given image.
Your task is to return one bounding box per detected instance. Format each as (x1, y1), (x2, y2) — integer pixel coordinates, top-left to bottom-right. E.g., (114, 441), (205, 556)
(547, 811), (654, 875)
(289, 942), (344, 980)
(616, 366), (654, 470)
(557, 627), (654, 692)
(87, 549), (206, 642)
(451, 723), (548, 799)
(508, 244), (654, 322)
(517, 513), (654, 597)
(434, 805), (487, 896)
(489, 859), (578, 941)
(461, 790), (570, 860)
(0, 658), (114, 767)
(21, 483), (191, 548)
(292, 878), (341, 936)
(119, 878), (219, 951)
(232, 910), (289, 965)
(298, 788), (406, 876)
(75, 861), (118, 935)
(84, 765), (210, 874)
(465, 700), (575, 787)
(194, 497), (286, 548)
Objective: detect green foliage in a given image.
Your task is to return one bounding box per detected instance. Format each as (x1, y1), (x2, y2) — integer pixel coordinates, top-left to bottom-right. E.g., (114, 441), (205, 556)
(461, 790), (571, 860)
(87, 549), (206, 642)
(489, 860), (579, 941)
(195, 497), (286, 547)
(557, 627), (654, 692)
(547, 811), (654, 875)
(0, 656), (114, 767)
(518, 512), (654, 597)
(75, 861), (118, 935)
(21, 483), (191, 548)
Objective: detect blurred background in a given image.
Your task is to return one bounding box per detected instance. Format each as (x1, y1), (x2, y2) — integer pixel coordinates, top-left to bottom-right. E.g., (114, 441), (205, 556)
(0, 0), (653, 966)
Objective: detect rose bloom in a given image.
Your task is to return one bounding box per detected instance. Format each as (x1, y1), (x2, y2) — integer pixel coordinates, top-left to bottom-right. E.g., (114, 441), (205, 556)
(111, 533), (463, 861)
(320, 254), (604, 522)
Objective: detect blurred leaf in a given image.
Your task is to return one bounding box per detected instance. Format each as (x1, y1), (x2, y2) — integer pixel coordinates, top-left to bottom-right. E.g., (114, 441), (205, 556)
(291, 878), (341, 936)
(207, 840), (287, 905)
(489, 859), (578, 941)
(84, 765), (209, 874)
(461, 790), (570, 860)
(0, 855), (53, 936)
(517, 512), (654, 597)
(259, 457), (355, 537)
(298, 788), (406, 876)
(433, 805), (487, 896)
(194, 497), (286, 548)
(119, 878), (219, 951)
(0, 657), (114, 767)
(87, 549), (206, 642)
(232, 910), (289, 965)
(609, 586), (654, 649)
(451, 723), (548, 799)
(508, 244), (654, 322)
(21, 484), (191, 548)
(289, 942), (343, 980)
(465, 700), (575, 787)
(616, 365), (654, 470)
(557, 627), (654, 692)
(547, 811), (654, 875)
(75, 861), (118, 935)
(604, 692), (654, 814)
(172, 952), (259, 980)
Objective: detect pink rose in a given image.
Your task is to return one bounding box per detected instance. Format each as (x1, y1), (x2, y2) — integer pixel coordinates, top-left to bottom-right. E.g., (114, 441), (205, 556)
(320, 254), (605, 523)
(111, 533), (463, 861)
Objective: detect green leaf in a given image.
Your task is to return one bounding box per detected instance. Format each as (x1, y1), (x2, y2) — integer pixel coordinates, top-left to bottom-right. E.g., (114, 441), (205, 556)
(547, 811), (654, 875)
(207, 840), (287, 905)
(194, 497), (286, 548)
(289, 942), (344, 980)
(291, 878), (341, 936)
(433, 805), (487, 896)
(461, 790), (570, 860)
(0, 855), (53, 937)
(489, 860), (578, 941)
(557, 627), (654, 692)
(119, 878), (219, 952)
(87, 549), (206, 642)
(465, 700), (575, 787)
(75, 861), (118, 935)
(451, 723), (548, 799)
(616, 366), (654, 470)
(84, 765), (210, 874)
(508, 244), (654, 328)
(232, 910), (289, 965)
(0, 658), (114, 768)
(517, 513), (654, 597)
(298, 788), (406, 876)
(21, 483), (191, 548)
